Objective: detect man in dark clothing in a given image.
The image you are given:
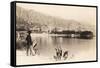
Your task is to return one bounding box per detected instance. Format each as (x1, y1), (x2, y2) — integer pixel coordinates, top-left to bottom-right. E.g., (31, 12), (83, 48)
(26, 31), (33, 56)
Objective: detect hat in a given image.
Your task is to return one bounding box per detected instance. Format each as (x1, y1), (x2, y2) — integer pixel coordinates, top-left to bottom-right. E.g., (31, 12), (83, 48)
(27, 30), (32, 34)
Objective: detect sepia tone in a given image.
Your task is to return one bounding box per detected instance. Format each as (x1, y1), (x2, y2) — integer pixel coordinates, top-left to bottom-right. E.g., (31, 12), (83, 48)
(16, 3), (96, 65)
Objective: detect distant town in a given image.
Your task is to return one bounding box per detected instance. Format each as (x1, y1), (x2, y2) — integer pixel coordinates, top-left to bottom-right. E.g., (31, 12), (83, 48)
(16, 6), (95, 39)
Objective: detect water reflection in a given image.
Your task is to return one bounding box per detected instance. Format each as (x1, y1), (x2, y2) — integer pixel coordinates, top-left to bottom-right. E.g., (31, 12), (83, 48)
(31, 34), (96, 61)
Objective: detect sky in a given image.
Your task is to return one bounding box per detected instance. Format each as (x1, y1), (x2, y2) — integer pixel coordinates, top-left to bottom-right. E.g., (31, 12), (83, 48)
(16, 3), (96, 26)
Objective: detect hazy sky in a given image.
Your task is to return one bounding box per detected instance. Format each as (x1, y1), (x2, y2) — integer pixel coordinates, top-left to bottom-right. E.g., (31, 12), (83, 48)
(17, 3), (96, 26)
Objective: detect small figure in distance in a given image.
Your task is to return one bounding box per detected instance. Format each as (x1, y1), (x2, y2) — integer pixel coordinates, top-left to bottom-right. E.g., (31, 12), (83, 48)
(63, 51), (68, 60)
(54, 48), (62, 61)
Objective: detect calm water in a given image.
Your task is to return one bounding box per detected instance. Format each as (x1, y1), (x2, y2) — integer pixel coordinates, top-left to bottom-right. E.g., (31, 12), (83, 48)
(17, 33), (96, 65)
(31, 33), (96, 61)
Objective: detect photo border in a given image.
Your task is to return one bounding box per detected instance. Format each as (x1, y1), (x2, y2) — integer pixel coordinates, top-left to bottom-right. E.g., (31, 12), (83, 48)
(10, 1), (98, 67)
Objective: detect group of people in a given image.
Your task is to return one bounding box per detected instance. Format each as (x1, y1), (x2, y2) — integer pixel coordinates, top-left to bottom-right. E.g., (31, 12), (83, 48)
(54, 47), (69, 61)
(17, 30), (69, 59)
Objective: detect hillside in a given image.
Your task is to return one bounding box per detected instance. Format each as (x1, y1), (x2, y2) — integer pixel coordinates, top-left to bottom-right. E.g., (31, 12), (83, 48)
(16, 6), (95, 34)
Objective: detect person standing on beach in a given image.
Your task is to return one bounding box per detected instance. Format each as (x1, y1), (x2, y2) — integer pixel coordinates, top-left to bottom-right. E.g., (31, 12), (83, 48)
(26, 30), (34, 56)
